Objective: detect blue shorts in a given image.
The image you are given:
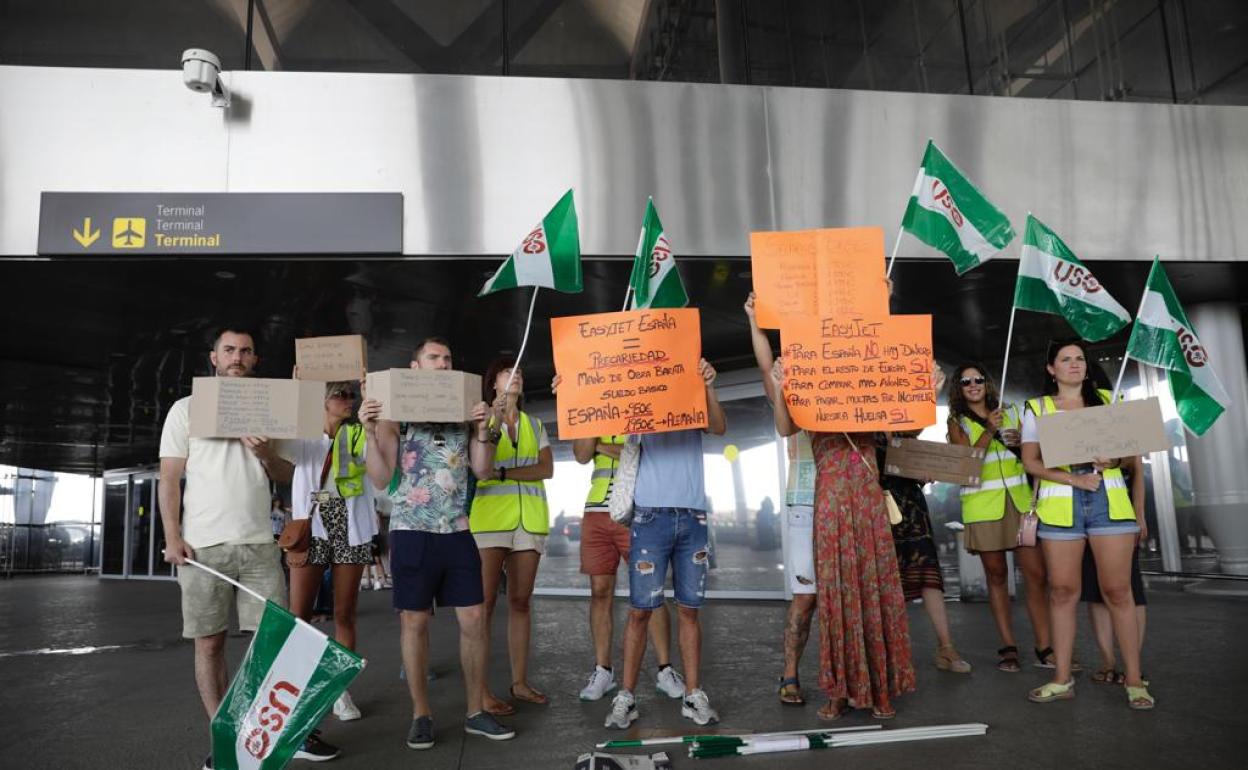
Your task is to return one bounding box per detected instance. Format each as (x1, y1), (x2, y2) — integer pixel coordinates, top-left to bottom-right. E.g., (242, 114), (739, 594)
(1038, 472), (1140, 541)
(628, 507), (710, 610)
(391, 529), (484, 611)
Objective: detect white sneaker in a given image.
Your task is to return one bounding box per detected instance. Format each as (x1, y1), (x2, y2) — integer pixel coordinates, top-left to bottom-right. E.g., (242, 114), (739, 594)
(332, 691), (362, 721)
(372, 578), (383, 591)
(655, 666), (686, 699)
(604, 689), (638, 730)
(579, 665), (618, 701)
(681, 688), (719, 726)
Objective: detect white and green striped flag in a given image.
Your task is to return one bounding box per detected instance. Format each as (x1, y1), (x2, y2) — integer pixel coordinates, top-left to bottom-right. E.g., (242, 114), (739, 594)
(1126, 257), (1229, 436)
(212, 601), (364, 770)
(900, 140), (1015, 275)
(479, 189), (582, 296)
(629, 198), (688, 310)
(1015, 214), (1130, 342)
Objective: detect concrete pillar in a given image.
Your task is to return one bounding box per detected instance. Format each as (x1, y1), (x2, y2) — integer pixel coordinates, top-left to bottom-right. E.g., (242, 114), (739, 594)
(715, 0), (748, 85)
(1184, 303), (1248, 575)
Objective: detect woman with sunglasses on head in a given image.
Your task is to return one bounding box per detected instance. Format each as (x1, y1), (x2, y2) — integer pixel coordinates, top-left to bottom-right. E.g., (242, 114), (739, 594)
(471, 357), (554, 716)
(947, 363), (1053, 674)
(287, 379), (377, 725)
(1020, 340), (1153, 710)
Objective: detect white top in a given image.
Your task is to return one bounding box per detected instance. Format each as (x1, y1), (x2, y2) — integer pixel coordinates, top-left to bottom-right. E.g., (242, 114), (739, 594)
(1021, 409), (1041, 444)
(159, 396), (293, 549)
(289, 432), (378, 547)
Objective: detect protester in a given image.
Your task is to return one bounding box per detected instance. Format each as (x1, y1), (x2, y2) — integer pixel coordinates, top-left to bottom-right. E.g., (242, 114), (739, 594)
(158, 325), (337, 767)
(946, 362), (1054, 671)
(286, 380), (377, 722)
(771, 357), (915, 720)
(471, 357), (554, 715)
(605, 358), (727, 729)
(362, 336), (514, 750)
(1020, 339), (1153, 709)
(743, 293), (817, 705)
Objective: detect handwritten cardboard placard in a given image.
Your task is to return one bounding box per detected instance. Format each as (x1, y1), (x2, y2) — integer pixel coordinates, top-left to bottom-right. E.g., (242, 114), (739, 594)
(884, 437), (986, 486)
(366, 369), (482, 423)
(295, 335), (367, 381)
(780, 315), (937, 432)
(551, 307), (707, 440)
(189, 377), (323, 439)
(1035, 397), (1169, 468)
(750, 227), (890, 329)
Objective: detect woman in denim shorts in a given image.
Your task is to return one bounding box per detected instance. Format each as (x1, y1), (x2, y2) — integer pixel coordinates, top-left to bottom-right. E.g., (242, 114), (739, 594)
(1020, 340), (1153, 710)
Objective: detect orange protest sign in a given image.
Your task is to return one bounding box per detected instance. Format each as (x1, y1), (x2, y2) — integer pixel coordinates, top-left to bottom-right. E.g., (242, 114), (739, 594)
(551, 308), (708, 440)
(779, 314), (936, 432)
(750, 227), (890, 329)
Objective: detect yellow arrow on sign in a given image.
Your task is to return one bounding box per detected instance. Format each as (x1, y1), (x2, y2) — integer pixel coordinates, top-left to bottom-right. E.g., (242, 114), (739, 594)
(72, 217), (101, 248)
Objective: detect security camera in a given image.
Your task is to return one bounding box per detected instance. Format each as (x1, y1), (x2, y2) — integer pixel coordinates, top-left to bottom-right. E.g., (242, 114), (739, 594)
(181, 48), (230, 108)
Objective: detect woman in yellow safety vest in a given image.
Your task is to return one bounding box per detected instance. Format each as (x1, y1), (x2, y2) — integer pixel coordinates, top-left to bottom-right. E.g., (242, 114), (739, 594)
(471, 356), (554, 716)
(947, 362), (1053, 674)
(1020, 340), (1153, 710)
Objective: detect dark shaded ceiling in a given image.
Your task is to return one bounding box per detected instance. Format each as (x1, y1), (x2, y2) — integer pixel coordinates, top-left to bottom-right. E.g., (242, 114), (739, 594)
(1, 255), (1244, 476)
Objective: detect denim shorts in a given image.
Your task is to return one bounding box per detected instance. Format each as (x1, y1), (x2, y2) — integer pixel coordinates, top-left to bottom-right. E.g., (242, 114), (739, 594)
(1038, 471), (1140, 541)
(628, 506), (710, 610)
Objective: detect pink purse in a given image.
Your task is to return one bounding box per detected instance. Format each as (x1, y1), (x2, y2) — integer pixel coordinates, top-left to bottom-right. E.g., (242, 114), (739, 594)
(1017, 485), (1040, 548)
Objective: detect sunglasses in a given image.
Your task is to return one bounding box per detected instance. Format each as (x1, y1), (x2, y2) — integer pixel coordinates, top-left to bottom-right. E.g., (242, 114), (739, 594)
(328, 390), (356, 400)
(959, 376), (987, 386)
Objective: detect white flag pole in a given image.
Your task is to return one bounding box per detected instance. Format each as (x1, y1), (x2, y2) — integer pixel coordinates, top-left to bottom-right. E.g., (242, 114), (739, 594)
(885, 225), (905, 278)
(501, 286), (540, 397)
(183, 557), (327, 638)
(999, 305), (1018, 404)
(1111, 277), (1151, 403)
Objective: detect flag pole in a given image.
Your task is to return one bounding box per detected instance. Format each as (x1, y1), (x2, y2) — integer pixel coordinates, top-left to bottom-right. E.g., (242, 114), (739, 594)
(999, 305), (1018, 404)
(885, 225), (905, 278)
(501, 286), (540, 398)
(1111, 276), (1151, 402)
(183, 557), (328, 639)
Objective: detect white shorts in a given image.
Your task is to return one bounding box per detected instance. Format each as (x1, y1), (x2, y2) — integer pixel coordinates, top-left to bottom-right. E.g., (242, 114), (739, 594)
(783, 505), (815, 595)
(473, 528), (547, 554)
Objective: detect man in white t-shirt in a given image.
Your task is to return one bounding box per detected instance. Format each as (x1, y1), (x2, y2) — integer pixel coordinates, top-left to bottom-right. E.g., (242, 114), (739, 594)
(158, 327), (335, 767)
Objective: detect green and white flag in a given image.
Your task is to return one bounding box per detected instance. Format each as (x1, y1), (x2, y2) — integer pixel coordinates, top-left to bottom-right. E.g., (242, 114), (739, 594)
(479, 189), (582, 296)
(1014, 214), (1130, 342)
(212, 601), (364, 770)
(900, 140), (1015, 275)
(628, 198), (688, 310)
(1125, 257), (1229, 436)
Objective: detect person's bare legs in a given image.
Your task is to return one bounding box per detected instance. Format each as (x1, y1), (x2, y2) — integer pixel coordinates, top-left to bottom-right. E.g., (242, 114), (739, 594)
(648, 602), (673, 667)
(399, 609), (432, 717)
(621, 607), (652, 692)
(979, 551), (1018, 655)
(330, 564), (365, 650)
(676, 605), (702, 693)
(193, 632), (228, 718)
(1088, 534), (1144, 686)
(478, 547), (509, 713)
(589, 574), (616, 668)
(288, 562), (327, 622)
(1088, 602), (1116, 673)
(1015, 545), (1053, 652)
(455, 603), (488, 716)
(920, 587), (957, 648)
(782, 594), (816, 680)
(503, 549), (545, 701)
(1039, 538), (1084, 685)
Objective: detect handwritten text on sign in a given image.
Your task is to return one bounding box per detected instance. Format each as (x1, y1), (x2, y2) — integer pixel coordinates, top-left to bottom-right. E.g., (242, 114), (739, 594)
(551, 308), (707, 440)
(780, 315), (937, 432)
(750, 227), (889, 329)
(1034, 397), (1169, 468)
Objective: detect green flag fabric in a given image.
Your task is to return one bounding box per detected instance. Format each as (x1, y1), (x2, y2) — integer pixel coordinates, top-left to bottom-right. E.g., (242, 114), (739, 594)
(1014, 214), (1130, 342)
(900, 140), (1015, 275)
(628, 198), (688, 310)
(479, 189), (582, 296)
(1126, 257), (1229, 436)
(212, 601), (364, 770)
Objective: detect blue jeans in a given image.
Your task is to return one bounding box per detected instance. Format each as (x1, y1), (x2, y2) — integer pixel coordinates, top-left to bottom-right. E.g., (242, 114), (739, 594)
(1038, 472), (1140, 541)
(628, 506), (710, 610)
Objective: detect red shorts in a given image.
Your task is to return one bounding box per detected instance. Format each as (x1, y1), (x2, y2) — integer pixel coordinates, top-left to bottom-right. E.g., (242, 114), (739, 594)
(579, 511), (630, 575)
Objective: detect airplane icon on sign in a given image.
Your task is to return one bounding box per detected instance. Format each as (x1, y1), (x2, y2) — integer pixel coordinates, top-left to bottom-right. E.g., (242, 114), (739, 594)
(111, 217), (146, 248)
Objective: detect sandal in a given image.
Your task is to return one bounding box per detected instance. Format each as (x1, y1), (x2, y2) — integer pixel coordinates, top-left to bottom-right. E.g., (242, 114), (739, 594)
(996, 645), (1021, 673)
(1028, 679), (1076, 703)
(482, 697), (516, 717)
(510, 683), (548, 705)
(871, 706), (897, 720)
(1035, 647), (1084, 672)
(1091, 667), (1125, 685)
(817, 698), (849, 721)
(1126, 684), (1155, 710)
(777, 676), (805, 706)
(935, 645), (972, 674)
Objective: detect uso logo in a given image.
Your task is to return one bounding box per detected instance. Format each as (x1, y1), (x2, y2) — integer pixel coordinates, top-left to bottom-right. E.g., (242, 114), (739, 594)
(244, 680), (302, 759)
(931, 180), (965, 228)
(648, 235), (672, 278)
(521, 227), (547, 255)
(1052, 262), (1103, 294)
(1176, 327), (1208, 367)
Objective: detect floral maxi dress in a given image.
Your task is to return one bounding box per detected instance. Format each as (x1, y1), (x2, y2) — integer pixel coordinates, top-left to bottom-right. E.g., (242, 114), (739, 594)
(812, 432), (916, 712)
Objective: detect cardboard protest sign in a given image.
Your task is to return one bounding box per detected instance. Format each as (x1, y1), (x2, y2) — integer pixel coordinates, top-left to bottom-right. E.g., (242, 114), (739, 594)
(1035, 397), (1169, 468)
(551, 308), (707, 440)
(750, 227), (890, 329)
(884, 437), (986, 485)
(189, 377), (323, 439)
(295, 335), (367, 381)
(366, 369), (482, 423)
(780, 315), (937, 432)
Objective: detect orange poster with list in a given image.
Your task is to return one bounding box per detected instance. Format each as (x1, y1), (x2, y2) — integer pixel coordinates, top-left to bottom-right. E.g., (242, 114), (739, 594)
(750, 227), (890, 329)
(779, 314), (937, 432)
(551, 307), (708, 440)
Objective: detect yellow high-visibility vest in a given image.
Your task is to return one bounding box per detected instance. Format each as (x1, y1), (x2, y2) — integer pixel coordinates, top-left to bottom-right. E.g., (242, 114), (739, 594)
(585, 435), (625, 508)
(957, 412), (1032, 523)
(470, 411), (550, 535)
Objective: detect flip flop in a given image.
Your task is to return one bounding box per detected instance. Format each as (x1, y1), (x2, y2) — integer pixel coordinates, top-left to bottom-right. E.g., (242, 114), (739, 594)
(483, 698), (516, 717)
(510, 684), (548, 705)
(817, 699), (849, 721)
(777, 676), (805, 706)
